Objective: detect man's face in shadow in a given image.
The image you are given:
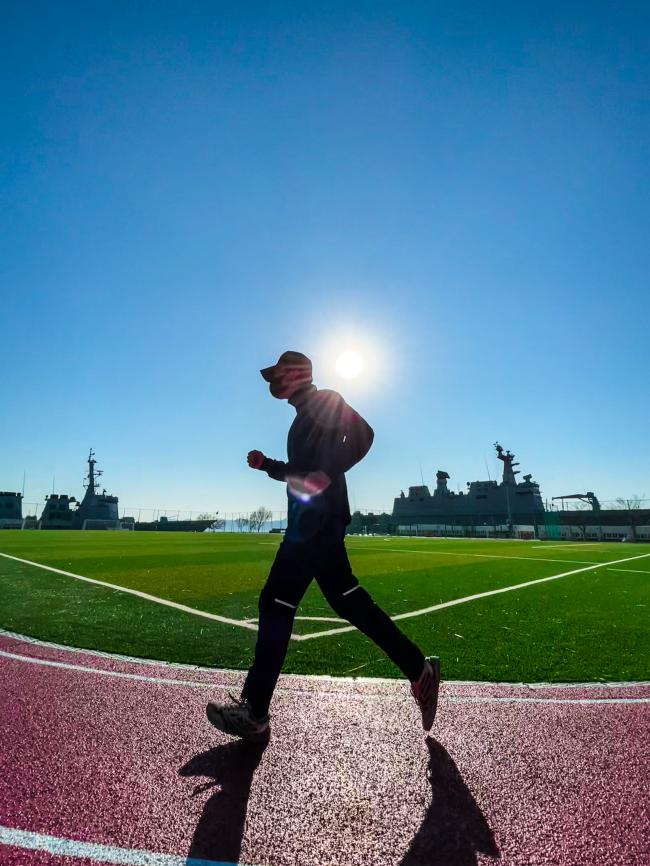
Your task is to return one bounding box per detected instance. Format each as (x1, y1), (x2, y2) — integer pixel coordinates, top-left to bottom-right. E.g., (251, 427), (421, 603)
(266, 364), (312, 400)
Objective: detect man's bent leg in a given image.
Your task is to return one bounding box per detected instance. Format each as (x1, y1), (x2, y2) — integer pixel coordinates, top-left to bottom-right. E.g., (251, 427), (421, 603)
(241, 541), (312, 717)
(314, 522), (425, 682)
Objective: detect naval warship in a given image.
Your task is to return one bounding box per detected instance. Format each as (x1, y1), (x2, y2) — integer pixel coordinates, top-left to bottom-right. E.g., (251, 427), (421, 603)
(39, 450), (120, 529)
(393, 442), (546, 529)
(26, 451), (213, 532)
(1, 450), (215, 531)
(389, 441), (649, 540)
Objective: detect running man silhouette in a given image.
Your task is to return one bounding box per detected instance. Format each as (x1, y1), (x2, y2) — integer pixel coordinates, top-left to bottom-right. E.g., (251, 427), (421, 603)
(207, 351), (440, 742)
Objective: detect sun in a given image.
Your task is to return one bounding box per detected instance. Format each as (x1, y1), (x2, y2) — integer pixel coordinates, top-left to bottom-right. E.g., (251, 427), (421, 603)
(335, 350), (364, 379)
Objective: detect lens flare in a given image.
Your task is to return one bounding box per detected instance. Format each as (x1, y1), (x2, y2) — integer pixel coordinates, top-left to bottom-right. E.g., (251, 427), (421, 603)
(335, 351), (364, 379)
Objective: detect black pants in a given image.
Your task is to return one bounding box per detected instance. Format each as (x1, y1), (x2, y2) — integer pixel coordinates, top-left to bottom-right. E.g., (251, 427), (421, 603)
(241, 517), (425, 717)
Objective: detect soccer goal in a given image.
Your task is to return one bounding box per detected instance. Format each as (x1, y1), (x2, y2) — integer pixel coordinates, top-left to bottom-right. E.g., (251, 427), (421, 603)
(81, 519), (133, 531)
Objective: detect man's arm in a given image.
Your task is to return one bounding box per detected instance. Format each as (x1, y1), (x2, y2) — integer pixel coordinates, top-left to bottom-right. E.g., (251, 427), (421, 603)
(248, 450), (329, 497)
(247, 451), (297, 482)
(260, 456), (292, 481)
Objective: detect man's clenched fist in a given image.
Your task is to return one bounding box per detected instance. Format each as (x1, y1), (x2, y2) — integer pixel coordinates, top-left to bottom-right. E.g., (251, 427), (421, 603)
(247, 450), (266, 470)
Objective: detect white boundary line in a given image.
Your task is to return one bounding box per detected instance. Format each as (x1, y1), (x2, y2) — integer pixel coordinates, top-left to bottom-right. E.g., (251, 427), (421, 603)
(0, 627), (247, 673)
(2, 628), (649, 690)
(531, 543), (601, 549)
(0, 649), (233, 690)
(352, 545), (599, 566)
(0, 824), (242, 866)
(2, 648), (649, 704)
(607, 568), (650, 574)
(292, 551), (650, 641)
(0, 552), (258, 633)
(250, 616), (347, 623)
(3, 550), (649, 645)
(0, 552), (336, 638)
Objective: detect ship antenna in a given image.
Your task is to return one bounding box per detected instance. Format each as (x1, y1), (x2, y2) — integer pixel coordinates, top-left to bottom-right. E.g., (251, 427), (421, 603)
(484, 455), (492, 482)
(419, 462), (425, 487)
(85, 448), (98, 493)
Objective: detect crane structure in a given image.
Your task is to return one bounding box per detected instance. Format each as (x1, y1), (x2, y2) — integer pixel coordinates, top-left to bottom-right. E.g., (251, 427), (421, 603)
(552, 492), (601, 512)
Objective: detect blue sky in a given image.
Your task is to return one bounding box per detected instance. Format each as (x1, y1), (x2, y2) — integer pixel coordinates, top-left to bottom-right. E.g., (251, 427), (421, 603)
(2, 1), (648, 516)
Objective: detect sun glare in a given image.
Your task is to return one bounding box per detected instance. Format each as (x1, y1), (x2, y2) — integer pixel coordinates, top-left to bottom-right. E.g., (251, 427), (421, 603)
(336, 350), (364, 379)
(316, 326), (387, 392)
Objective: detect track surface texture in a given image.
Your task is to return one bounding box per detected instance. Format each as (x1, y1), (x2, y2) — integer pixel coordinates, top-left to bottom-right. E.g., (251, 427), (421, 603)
(1, 631), (648, 866)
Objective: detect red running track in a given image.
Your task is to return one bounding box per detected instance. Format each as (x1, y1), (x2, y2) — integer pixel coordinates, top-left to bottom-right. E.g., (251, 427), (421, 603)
(0, 630), (648, 866)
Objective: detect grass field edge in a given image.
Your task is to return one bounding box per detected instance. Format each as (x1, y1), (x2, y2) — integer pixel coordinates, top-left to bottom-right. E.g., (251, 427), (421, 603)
(3, 628), (649, 689)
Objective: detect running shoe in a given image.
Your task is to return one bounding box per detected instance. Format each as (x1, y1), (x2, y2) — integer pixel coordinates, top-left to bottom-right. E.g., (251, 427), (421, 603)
(411, 656), (441, 731)
(206, 694), (271, 743)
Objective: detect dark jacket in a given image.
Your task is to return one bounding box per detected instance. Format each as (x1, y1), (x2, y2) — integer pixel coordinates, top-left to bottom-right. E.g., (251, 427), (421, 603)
(262, 386), (374, 528)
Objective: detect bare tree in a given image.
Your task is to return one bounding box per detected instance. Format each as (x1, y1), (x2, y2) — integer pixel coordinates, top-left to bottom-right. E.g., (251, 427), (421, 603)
(615, 495), (646, 510)
(249, 506), (273, 532)
(196, 511), (225, 530)
(235, 516), (249, 532)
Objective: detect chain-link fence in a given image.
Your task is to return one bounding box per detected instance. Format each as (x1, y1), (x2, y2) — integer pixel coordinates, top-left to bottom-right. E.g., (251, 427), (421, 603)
(122, 508), (292, 533)
(545, 497), (649, 512)
(10, 500), (650, 541)
(344, 504), (650, 542)
(19, 503), (290, 529)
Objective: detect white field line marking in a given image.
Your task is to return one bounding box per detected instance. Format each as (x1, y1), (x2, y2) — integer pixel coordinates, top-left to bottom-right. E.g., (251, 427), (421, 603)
(248, 616), (347, 623)
(4, 627), (649, 690)
(531, 543), (602, 549)
(350, 546), (599, 566)
(0, 824), (242, 866)
(0, 552), (258, 634)
(0, 627), (252, 674)
(607, 568), (650, 574)
(294, 551), (650, 641)
(2, 648), (649, 704)
(0, 649), (232, 691)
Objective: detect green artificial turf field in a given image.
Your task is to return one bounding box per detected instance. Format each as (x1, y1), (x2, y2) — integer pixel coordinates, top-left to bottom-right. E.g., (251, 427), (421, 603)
(1, 530), (648, 682)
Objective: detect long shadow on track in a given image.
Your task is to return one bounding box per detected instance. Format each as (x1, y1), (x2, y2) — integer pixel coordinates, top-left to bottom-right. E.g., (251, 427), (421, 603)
(180, 740), (268, 864)
(399, 737), (499, 865)
(180, 736), (499, 866)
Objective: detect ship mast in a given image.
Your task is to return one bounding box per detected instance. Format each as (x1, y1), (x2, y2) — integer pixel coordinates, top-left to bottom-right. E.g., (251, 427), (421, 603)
(83, 449), (103, 495)
(494, 442), (520, 485)
(494, 442), (519, 535)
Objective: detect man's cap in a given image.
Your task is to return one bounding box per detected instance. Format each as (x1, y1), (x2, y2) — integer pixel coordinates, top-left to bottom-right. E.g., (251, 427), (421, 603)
(260, 351), (312, 382)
